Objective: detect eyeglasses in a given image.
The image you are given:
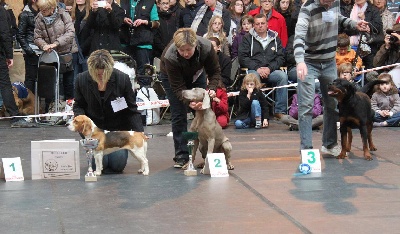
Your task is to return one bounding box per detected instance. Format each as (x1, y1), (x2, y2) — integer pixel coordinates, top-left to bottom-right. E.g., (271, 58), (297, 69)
(160, 2), (169, 5)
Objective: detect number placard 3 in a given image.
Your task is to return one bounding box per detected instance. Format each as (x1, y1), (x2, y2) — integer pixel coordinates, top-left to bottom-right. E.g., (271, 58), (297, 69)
(301, 149), (321, 172)
(2, 157), (24, 181)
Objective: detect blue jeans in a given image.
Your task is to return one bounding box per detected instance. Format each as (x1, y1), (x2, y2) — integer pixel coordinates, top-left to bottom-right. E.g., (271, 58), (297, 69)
(374, 112), (400, 126)
(298, 60), (338, 149)
(160, 72), (206, 162)
(248, 69), (288, 114)
(235, 100), (261, 129)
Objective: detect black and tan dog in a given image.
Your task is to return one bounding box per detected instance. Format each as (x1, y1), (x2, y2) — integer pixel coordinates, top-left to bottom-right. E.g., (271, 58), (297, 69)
(328, 79), (380, 160)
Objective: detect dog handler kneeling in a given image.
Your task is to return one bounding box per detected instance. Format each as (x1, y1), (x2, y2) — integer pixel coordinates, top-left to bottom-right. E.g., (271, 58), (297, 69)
(160, 28), (221, 168)
(73, 49), (144, 173)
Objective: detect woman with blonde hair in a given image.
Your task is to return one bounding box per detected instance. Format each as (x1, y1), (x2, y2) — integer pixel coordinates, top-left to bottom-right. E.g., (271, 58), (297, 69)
(203, 15), (230, 56)
(160, 28), (221, 168)
(73, 49), (144, 132)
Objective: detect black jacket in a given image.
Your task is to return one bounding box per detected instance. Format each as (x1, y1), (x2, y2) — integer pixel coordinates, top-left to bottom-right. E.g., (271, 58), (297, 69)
(153, 8), (180, 58)
(16, 4), (38, 56)
(179, 0), (204, 28)
(218, 51), (232, 87)
(74, 7), (93, 57)
(236, 89), (270, 121)
(0, 5), (12, 59)
(86, 2), (125, 54)
(73, 69), (144, 132)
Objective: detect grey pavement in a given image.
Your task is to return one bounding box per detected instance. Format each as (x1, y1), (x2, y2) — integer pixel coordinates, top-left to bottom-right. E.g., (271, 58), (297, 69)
(0, 118), (400, 234)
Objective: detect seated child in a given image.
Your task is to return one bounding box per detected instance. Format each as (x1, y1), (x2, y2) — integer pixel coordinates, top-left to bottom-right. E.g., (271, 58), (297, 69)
(336, 34), (362, 71)
(231, 15), (254, 59)
(234, 73), (269, 129)
(280, 94), (323, 130)
(371, 73), (400, 127)
(338, 63), (361, 91)
(207, 78), (230, 129)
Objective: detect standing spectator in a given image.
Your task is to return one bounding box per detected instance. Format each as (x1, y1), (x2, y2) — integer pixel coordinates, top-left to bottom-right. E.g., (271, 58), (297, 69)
(16, 0), (40, 93)
(238, 14), (288, 119)
(294, 0), (368, 155)
(153, 0), (180, 58)
(274, 0), (295, 37)
(71, 0), (92, 77)
(0, 5), (36, 127)
(87, 0), (125, 54)
(159, 28), (221, 168)
(248, 0), (288, 47)
(34, 0), (78, 101)
(190, 0), (231, 37)
(0, 0), (17, 39)
(179, 0), (204, 28)
(227, 0), (245, 45)
(374, 0), (395, 33)
(203, 15), (230, 56)
(343, 0), (383, 69)
(340, 0), (354, 18)
(231, 14), (253, 59)
(120, 0), (160, 75)
(371, 73), (400, 127)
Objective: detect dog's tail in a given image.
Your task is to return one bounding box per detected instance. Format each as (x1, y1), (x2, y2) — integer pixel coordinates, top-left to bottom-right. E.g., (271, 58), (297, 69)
(360, 79), (386, 98)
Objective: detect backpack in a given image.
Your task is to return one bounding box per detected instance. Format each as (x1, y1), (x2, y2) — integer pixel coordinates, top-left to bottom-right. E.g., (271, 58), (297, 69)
(136, 86), (160, 125)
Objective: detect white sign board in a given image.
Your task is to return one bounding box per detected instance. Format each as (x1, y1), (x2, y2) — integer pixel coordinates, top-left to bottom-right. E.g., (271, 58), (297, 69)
(2, 157), (24, 181)
(31, 140), (80, 180)
(301, 149), (322, 172)
(202, 153), (229, 177)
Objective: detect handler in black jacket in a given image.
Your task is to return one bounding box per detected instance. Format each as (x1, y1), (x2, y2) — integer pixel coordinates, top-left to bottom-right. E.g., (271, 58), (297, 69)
(73, 49), (144, 132)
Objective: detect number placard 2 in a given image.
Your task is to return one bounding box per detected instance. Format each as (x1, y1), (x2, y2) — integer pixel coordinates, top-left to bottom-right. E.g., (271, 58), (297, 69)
(2, 157), (24, 181)
(301, 149), (321, 172)
(203, 153), (229, 177)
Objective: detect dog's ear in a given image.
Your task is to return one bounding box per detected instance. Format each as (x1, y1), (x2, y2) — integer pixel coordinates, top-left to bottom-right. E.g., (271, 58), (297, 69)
(202, 89), (211, 109)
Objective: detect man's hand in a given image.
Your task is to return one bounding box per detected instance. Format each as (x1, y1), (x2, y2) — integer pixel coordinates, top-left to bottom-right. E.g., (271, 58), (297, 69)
(356, 20), (369, 32)
(256, 67), (270, 79)
(296, 62), (308, 81)
(6, 59), (13, 69)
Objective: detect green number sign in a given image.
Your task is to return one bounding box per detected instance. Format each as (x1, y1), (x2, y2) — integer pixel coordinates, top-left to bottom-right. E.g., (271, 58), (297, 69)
(307, 151), (316, 164)
(9, 163), (15, 171)
(214, 159), (222, 167)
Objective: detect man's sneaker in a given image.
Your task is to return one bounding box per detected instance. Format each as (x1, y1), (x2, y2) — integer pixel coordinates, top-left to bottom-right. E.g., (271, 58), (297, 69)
(174, 159), (188, 168)
(321, 145), (341, 157)
(11, 119), (38, 128)
(255, 120), (262, 129)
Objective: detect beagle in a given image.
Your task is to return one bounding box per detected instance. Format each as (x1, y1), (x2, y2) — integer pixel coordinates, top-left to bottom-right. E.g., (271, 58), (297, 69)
(68, 115), (149, 175)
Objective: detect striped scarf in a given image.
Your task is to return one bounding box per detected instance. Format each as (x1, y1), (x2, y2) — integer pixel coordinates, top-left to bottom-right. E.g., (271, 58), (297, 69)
(191, 1), (223, 33)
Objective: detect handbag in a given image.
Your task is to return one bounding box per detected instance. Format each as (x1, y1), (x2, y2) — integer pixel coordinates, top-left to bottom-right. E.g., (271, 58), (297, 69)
(59, 53), (74, 73)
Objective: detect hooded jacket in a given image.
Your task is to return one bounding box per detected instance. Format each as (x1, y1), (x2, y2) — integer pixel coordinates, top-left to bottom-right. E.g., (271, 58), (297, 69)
(238, 28), (285, 72)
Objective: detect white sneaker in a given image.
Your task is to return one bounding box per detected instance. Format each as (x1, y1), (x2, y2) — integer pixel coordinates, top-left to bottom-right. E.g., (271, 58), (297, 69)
(321, 145), (341, 157)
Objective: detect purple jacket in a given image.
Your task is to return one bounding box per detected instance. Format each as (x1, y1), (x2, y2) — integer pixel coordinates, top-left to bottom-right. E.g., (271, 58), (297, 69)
(231, 29), (248, 59)
(289, 94), (323, 119)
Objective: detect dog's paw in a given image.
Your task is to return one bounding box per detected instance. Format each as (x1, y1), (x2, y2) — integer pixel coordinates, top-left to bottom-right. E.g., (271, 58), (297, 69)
(370, 146), (377, 151)
(196, 162), (205, 169)
(200, 168), (205, 174)
(181, 163), (189, 170)
(94, 170), (102, 176)
(336, 153), (347, 159)
(227, 163), (234, 170)
(364, 155), (373, 161)
(142, 170), (149, 176)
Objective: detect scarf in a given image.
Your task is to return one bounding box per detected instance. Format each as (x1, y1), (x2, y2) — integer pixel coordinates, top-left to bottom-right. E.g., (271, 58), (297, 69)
(350, 3), (368, 46)
(191, 1), (224, 33)
(42, 7), (58, 25)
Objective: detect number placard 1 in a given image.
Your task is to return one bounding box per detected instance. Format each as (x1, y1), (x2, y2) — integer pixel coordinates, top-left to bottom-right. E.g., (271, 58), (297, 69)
(2, 157), (24, 181)
(301, 149), (321, 172)
(203, 153), (229, 177)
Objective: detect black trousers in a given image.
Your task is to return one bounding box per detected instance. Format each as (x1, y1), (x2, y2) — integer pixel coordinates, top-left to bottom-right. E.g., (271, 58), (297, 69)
(23, 53), (39, 93)
(0, 55), (19, 116)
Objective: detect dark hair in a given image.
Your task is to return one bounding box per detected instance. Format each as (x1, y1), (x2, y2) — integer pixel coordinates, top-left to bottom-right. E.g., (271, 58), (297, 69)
(337, 33), (350, 47)
(254, 13), (266, 20)
(274, 0), (294, 14)
(208, 36), (221, 46)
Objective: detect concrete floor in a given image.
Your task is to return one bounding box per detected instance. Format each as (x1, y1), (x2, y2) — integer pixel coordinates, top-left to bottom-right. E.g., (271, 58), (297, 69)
(0, 118), (400, 234)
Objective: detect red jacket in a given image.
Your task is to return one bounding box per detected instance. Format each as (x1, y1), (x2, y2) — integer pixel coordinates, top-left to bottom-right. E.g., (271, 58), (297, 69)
(247, 8), (288, 48)
(211, 88), (229, 122)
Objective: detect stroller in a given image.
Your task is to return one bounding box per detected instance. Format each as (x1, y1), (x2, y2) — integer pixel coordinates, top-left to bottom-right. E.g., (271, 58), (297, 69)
(35, 50), (61, 125)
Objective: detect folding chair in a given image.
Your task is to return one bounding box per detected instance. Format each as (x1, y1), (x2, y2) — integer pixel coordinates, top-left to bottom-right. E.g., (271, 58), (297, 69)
(35, 50), (60, 123)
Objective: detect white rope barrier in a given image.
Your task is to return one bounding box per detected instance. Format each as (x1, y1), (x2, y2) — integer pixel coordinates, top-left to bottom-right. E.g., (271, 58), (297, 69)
(354, 63), (400, 75)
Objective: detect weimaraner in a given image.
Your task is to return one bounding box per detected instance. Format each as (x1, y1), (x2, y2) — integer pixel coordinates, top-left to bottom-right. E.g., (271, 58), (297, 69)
(181, 87), (234, 171)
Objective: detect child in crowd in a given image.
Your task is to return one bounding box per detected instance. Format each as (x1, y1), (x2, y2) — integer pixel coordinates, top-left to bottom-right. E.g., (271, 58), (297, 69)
(280, 94), (323, 131)
(338, 63), (362, 91)
(207, 78), (230, 129)
(231, 15), (253, 59)
(234, 73), (269, 129)
(371, 73), (400, 127)
(336, 34), (362, 71)
(204, 15), (230, 57)
(209, 37), (232, 87)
